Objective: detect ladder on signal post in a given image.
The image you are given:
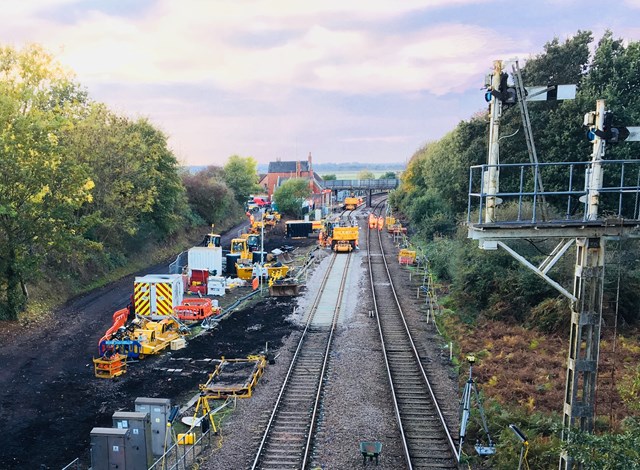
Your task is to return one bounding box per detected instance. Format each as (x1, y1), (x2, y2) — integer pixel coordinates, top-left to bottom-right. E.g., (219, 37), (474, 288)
(512, 60), (547, 219)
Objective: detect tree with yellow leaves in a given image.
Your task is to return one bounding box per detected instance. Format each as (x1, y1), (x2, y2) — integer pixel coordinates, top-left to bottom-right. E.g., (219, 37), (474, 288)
(0, 44), (93, 319)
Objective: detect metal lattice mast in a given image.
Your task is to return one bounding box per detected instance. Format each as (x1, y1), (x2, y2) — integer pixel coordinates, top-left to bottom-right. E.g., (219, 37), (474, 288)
(559, 100), (607, 470)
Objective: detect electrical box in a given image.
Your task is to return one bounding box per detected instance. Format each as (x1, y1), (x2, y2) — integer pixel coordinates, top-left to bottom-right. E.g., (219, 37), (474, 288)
(484, 73), (493, 88)
(584, 111), (596, 127)
(112, 411), (153, 469)
(207, 276), (226, 296)
(90, 427), (131, 470)
(135, 397), (171, 456)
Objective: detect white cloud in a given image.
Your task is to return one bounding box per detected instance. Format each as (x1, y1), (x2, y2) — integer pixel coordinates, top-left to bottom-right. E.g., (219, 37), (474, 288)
(4, 0), (637, 165)
(0, 0), (504, 96)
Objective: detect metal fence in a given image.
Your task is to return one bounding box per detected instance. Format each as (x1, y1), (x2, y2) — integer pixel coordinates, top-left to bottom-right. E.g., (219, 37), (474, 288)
(61, 458), (81, 470)
(147, 426), (215, 470)
(169, 251), (188, 274)
(467, 159), (640, 224)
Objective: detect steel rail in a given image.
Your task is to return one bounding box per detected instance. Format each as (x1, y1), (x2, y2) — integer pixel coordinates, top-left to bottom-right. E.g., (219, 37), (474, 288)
(301, 251), (351, 468)
(250, 251), (352, 470)
(367, 201), (459, 468)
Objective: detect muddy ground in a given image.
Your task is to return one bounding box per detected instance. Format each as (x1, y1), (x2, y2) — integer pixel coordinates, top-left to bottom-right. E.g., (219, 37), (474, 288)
(0, 220), (316, 469)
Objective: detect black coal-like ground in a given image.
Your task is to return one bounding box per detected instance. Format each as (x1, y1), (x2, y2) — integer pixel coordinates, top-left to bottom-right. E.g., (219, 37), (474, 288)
(0, 296), (298, 469)
(0, 219), (311, 470)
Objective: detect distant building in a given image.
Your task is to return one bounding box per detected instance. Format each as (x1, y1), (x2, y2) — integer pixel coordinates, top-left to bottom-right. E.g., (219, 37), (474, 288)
(259, 153), (324, 198)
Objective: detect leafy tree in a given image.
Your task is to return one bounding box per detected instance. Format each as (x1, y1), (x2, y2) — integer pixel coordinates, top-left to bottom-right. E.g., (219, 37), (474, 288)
(69, 105), (189, 255)
(379, 171), (397, 179)
(322, 174), (337, 180)
(619, 364), (640, 414)
(182, 166), (239, 225)
(0, 44), (94, 319)
(357, 169), (375, 179)
(562, 419), (640, 470)
(129, 118), (189, 241)
(223, 155), (260, 205)
(273, 178), (311, 217)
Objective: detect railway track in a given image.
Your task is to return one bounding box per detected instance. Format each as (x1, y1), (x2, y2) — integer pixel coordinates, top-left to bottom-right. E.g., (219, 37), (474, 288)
(250, 251), (353, 470)
(367, 204), (459, 469)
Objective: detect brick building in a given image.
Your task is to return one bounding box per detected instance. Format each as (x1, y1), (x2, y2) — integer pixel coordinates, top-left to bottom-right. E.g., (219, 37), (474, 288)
(259, 153), (324, 198)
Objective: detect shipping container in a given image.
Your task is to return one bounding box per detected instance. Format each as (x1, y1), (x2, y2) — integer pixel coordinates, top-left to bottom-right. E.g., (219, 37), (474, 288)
(187, 246), (222, 277)
(285, 221), (313, 238)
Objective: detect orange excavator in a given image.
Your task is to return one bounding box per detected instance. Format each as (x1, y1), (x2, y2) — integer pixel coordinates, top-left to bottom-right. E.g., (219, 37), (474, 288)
(97, 308), (130, 347)
(93, 308), (130, 378)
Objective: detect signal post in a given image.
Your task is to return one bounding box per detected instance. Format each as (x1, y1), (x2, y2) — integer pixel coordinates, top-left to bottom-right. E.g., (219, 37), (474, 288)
(468, 62), (640, 469)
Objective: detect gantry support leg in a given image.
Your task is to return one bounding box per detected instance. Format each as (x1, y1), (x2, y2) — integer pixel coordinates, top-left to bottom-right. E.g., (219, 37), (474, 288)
(560, 237), (604, 470)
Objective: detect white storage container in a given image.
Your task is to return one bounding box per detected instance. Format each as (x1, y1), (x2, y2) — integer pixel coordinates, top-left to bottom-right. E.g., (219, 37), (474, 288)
(187, 247), (222, 278)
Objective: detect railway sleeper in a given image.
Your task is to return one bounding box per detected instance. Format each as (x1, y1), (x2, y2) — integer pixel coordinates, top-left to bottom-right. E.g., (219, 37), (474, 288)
(410, 460), (458, 469)
(402, 415), (441, 422)
(407, 437), (454, 448)
(396, 393), (432, 400)
(260, 458), (303, 469)
(263, 446), (306, 454)
(409, 449), (457, 460)
(392, 375), (426, 383)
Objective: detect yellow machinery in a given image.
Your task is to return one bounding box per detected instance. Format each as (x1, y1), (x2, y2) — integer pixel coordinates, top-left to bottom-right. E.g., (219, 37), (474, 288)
(268, 210), (281, 221)
(263, 211), (278, 227)
(183, 355), (269, 447)
(318, 220), (359, 252)
(94, 315), (186, 373)
(130, 317), (184, 358)
(203, 225), (221, 247)
(249, 220), (264, 234)
(334, 240), (353, 252)
(343, 196), (361, 210)
(269, 268), (301, 296)
(236, 263), (289, 281)
(230, 238), (251, 263)
(198, 355), (267, 399)
(235, 264), (253, 281)
(331, 225), (359, 252)
(312, 220), (324, 232)
(240, 233), (261, 251)
(94, 353), (127, 379)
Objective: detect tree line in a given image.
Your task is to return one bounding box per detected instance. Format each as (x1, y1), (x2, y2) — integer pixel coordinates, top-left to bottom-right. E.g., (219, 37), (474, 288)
(0, 44), (259, 320)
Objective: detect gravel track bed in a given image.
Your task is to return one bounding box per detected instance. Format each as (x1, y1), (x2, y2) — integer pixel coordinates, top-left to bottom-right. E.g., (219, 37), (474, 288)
(201, 213), (460, 469)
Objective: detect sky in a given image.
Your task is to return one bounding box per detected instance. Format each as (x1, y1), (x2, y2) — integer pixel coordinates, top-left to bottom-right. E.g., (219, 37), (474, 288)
(2, 0), (640, 167)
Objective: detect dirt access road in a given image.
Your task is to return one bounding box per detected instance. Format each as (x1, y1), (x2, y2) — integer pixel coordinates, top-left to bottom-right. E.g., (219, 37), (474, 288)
(0, 220), (313, 469)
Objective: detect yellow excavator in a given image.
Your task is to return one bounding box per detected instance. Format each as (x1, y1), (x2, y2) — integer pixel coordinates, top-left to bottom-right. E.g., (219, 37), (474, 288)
(230, 238), (251, 263)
